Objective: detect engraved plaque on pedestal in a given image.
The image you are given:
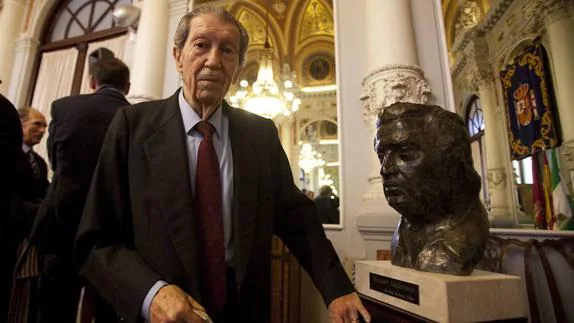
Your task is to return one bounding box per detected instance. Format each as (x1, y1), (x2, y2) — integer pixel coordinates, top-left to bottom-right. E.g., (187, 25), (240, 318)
(370, 273), (419, 305)
(355, 261), (528, 323)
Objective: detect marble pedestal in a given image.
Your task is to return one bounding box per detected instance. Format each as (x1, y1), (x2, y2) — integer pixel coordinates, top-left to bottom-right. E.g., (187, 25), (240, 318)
(355, 261), (527, 323)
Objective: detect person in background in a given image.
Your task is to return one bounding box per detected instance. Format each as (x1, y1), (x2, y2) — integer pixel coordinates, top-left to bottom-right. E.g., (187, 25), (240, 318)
(315, 185), (340, 224)
(7, 107), (48, 322)
(29, 51), (131, 323)
(75, 7), (370, 323)
(306, 190), (316, 200)
(18, 107), (49, 199)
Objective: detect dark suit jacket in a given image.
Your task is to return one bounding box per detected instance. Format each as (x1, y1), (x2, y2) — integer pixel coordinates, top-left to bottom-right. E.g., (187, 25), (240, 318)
(315, 195), (340, 224)
(32, 87), (130, 260)
(12, 149), (49, 239)
(75, 90), (354, 322)
(0, 94), (23, 320)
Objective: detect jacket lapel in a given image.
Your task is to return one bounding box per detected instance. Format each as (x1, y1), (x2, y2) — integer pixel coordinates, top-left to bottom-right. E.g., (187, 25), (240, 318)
(226, 103), (258, 288)
(144, 91), (200, 286)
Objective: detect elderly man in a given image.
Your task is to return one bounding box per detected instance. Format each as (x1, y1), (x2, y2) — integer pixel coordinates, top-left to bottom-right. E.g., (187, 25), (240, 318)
(75, 7), (369, 323)
(18, 107), (49, 198)
(375, 103), (489, 276)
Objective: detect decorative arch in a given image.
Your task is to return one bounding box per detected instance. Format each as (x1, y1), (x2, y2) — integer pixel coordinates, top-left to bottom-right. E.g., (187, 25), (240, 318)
(29, 0), (61, 41)
(298, 117), (338, 142)
(229, 1), (286, 57)
(503, 38), (552, 67)
(290, 0), (334, 55)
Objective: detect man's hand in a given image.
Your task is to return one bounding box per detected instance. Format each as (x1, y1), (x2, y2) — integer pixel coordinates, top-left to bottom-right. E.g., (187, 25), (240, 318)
(328, 292), (371, 323)
(150, 284), (208, 323)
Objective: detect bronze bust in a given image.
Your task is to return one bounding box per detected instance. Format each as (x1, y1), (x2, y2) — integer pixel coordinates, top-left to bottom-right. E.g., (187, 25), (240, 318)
(375, 102), (489, 275)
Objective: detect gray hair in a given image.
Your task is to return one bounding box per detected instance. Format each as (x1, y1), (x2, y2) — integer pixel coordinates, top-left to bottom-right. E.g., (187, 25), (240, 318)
(17, 107), (40, 122)
(174, 7), (249, 67)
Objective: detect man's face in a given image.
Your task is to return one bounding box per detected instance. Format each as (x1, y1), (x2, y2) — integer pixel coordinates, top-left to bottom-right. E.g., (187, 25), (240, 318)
(22, 110), (47, 147)
(173, 14), (241, 107)
(375, 118), (440, 223)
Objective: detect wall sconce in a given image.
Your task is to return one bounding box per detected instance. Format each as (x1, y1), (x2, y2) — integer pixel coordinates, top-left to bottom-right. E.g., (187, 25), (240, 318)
(113, 4), (141, 30)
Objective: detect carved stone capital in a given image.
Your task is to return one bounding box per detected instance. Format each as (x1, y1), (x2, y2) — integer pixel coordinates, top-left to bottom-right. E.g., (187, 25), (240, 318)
(460, 59), (494, 92)
(487, 168), (507, 189)
(360, 64), (431, 121)
(523, 0), (573, 26)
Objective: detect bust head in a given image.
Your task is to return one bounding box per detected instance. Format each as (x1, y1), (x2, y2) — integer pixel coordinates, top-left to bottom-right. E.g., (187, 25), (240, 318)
(375, 102), (488, 275)
(375, 102), (481, 226)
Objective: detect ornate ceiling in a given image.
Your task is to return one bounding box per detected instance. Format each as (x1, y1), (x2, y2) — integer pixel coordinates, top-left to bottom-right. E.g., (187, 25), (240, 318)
(442, 0), (492, 52)
(195, 0), (336, 87)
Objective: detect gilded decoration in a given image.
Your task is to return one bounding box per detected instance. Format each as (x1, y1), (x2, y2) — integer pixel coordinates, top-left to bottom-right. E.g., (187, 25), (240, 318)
(302, 54), (335, 85)
(298, 0), (334, 43)
(237, 10), (274, 47)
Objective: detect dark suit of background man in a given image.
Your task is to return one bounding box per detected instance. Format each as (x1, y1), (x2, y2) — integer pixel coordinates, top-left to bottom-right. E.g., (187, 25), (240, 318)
(30, 53), (131, 323)
(0, 92), (23, 322)
(75, 7), (371, 323)
(315, 185), (340, 225)
(7, 107), (49, 322)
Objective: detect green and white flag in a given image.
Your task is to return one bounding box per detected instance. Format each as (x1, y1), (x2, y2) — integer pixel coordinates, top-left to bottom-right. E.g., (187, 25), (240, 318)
(549, 148), (573, 230)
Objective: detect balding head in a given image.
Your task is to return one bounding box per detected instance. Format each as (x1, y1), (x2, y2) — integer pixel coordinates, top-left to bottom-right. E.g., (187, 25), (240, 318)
(19, 107), (47, 148)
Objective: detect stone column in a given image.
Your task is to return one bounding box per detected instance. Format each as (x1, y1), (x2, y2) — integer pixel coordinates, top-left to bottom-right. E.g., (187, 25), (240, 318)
(537, 1), (574, 174)
(162, 0), (189, 97)
(359, 0), (430, 217)
(7, 36), (40, 108)
(280, 119), (294, 164)
(0, 0), (26, 94)
(469, 38), (513, 226)
(128, 0), (169, 102)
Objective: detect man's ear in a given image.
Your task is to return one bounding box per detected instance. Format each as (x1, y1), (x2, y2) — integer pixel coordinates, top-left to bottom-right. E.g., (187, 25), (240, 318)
(124, 82), (131, 95)
(173, 46), (183, 72)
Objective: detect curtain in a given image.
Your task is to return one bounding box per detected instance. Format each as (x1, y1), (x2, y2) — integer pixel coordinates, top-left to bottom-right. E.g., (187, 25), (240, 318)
(79, 35), (128, 94)
(31, 47), (79, 171)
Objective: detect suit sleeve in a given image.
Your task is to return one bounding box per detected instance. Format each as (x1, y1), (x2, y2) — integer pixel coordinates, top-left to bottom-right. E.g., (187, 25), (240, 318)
(269, 120), (355, 307)
(74, 108), (161, 322)
(47, 103), (57, 171)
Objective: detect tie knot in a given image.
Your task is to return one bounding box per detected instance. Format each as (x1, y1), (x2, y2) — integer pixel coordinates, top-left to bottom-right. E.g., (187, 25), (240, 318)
(195, 121), (215, 138)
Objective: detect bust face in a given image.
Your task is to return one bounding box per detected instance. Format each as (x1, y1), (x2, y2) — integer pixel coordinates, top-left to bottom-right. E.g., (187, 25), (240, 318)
(375, 116), (442, 224)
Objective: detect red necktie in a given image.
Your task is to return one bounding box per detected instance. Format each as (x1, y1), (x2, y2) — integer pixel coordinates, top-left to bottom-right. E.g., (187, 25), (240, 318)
(194, 121), (227, 314)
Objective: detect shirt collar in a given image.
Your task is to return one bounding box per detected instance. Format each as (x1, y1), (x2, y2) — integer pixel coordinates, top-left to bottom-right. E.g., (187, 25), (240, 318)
(178, 88), (222, 138)
(22, 143), (31, 153)
(96, 85), (125, 96)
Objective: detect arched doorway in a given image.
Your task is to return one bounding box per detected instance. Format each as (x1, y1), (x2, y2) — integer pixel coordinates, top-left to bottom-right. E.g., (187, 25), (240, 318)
(29, 0), (130, 164)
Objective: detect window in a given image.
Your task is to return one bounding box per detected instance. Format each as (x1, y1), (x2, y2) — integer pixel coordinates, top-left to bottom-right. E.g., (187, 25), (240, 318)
(465, 95), (489, 207)
(33, 0), (130, 98)
(512, 156), (534, 219)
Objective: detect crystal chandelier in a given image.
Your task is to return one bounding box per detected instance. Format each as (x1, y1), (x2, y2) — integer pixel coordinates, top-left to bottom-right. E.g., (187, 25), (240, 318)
(228, 2), (300, 119)
(299, 143), (325, 174)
